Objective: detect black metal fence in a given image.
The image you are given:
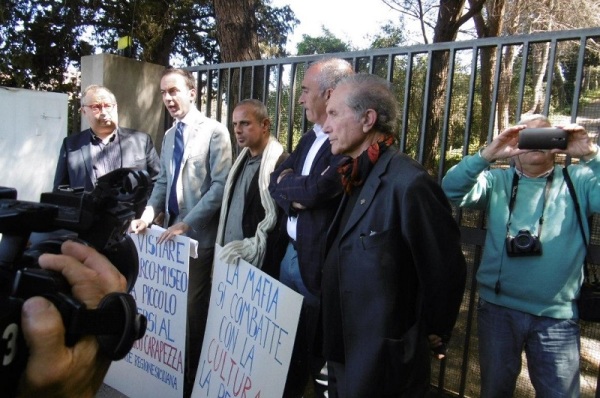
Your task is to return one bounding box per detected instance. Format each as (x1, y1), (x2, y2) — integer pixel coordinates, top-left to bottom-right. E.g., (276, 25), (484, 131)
(184, 28), (600, 397)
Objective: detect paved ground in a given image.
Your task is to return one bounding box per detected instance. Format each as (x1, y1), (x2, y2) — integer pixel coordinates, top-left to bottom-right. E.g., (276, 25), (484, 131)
(96, 384), (128, 398)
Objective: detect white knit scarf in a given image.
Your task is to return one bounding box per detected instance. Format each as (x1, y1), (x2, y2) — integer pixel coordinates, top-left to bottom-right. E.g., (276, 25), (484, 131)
(216, 136), (284, 268)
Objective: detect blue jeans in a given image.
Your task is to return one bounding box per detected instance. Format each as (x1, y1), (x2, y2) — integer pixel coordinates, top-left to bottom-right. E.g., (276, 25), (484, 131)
(477, 299), (580, 398)
(279, 242), (327, 397)
(279, 242), (319, 307)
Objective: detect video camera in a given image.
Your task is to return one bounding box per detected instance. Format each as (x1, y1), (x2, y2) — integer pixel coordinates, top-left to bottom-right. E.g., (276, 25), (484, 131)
(0, 168), (150, 396)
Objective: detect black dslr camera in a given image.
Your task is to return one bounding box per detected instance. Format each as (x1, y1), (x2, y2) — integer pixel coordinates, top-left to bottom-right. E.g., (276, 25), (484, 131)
(506, 229), (542, 257)
(0, 168), (150, 396)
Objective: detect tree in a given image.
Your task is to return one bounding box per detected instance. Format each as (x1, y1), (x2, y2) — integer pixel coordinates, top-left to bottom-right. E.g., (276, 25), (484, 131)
(213, 0), (261, 62)
(0, 0), (297, 91)
(471, 0), (507, 138)
(381, 0), (438, 43)
(0, 1), (93, 90)
(368, 21), (408, 49)
(379, 0), (485, 173)
(425, 0), (486, 172)
(296, 28), (351, 55)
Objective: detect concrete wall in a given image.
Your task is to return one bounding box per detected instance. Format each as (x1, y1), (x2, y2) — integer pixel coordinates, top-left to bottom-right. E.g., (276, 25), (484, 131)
(81, 54), (166, 153)
(0, 87), (67, 201)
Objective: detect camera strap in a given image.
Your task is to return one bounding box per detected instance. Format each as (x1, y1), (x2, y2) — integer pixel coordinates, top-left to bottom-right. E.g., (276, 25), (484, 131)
(562, 167), (594, 282)
(13, 268), (146, 360)
(52, 291), (146, 360)
(506, 169), (554, 239)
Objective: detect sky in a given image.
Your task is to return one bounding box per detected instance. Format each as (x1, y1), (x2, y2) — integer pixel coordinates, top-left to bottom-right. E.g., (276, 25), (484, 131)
(270, 0), (404, 53)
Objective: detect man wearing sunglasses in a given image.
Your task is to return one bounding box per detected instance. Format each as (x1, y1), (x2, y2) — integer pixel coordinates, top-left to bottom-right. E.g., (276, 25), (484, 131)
(53, 85), (160, 198)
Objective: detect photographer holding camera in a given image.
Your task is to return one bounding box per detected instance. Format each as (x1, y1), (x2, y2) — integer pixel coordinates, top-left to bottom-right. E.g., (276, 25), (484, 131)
(17, 240), (126, 398)
(442, 114), (600, 397)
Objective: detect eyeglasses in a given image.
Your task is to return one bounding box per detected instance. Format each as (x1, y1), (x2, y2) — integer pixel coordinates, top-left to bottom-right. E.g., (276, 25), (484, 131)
(82, 103), (116, 113)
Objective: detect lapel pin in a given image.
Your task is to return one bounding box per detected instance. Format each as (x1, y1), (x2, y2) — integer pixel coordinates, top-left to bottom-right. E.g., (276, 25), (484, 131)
(360, 198), (366, 205)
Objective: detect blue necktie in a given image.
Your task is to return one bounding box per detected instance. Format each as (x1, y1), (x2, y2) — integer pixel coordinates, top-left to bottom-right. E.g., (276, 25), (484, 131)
(168, 122), (184, 219)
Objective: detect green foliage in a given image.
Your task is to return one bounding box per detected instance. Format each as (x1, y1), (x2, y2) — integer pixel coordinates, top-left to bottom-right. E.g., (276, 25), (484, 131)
(0, 0), (297, 91)
(88, 0), (297, 65)
(578, 87), (600, 108)
(296, 27), (351, 55)
(368, 21), (407, 50)
(255, 1), (299, 58)
(0, 1), (92, 91)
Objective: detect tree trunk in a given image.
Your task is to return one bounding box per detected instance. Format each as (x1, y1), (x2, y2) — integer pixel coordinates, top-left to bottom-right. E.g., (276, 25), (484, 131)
(496, 0), (521, 131)
(498, 45), (517, 130)
(212, 0), (263, 146)
(213, 0), (262, 62)
(527, 42), (550, 114)
(527, 0), (554, 114)
(471, 0), (506, 144)
(421, 0), (487, 174)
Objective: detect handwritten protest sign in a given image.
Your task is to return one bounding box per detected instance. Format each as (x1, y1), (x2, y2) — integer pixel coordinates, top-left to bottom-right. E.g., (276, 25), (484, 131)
(192, 245), (303, 398)
(105, 226), (196, 398)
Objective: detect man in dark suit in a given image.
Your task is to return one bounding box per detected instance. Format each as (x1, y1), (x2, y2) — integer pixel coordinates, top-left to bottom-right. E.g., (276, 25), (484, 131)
(53, 85), (160, 193)
(269, 58), (353, 397)
(320, 73), (466, 397)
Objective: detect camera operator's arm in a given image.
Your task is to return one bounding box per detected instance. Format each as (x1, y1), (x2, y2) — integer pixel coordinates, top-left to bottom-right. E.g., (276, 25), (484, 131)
(18, 241), (126, 398)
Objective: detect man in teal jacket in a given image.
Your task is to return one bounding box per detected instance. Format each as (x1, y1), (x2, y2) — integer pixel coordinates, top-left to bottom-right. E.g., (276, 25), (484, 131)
(442, 114), (600, 397)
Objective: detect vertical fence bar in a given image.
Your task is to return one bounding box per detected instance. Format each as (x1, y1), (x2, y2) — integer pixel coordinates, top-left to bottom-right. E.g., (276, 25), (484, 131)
(543, 39), (558, 116)
(400, 53), (413, 153)
(515, 41), (530, 124)
(437, 48), (457, 183)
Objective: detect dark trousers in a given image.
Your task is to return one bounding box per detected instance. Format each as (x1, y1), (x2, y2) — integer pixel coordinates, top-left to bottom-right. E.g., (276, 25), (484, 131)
(184, 247), (213, 398)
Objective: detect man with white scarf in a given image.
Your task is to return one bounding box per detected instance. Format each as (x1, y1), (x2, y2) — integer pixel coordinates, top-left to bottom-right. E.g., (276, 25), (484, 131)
(216, 99), (287, 271)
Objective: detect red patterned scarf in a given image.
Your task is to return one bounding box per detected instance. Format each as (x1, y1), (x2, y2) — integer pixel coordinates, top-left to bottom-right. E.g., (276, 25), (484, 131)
(337, 135), (395, 194)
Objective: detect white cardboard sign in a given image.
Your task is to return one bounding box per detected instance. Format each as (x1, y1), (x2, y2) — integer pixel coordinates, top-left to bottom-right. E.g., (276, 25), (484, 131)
(192, 245), (303, 398)
(105, 226), (197, 398)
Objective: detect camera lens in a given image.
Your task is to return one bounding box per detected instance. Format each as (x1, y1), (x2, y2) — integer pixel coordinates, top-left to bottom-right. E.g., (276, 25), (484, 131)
(514, 230), (533, 250)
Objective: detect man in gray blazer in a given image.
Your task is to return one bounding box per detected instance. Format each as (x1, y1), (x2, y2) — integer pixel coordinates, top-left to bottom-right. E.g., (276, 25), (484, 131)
(130, 68), (232, 398)
(53, 85), (160, 193)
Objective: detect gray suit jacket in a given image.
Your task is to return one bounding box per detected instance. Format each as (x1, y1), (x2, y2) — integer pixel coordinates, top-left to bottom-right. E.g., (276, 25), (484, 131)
(146, 108), (232, 248)
(53, 127), (160, 191)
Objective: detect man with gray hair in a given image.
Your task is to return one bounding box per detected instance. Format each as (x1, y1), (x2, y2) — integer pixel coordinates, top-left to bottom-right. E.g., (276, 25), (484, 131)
(269, 58), (354, 397)
(54, 85), (160, 194)
(322, 73), (466, 396)
(442, 114), (600, 396)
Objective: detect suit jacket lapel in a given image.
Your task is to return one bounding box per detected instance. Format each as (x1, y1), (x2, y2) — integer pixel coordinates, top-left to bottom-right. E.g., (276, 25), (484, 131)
(310, 136), (332, 173)
(340, 149), (395, 238)
(117, 127), (129, 166)
(181, 111), (204, 163)
(80, 129), (94, 186)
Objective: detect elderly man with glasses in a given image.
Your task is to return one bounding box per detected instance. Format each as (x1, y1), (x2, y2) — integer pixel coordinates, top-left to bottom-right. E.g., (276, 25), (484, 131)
(53, 85), (160, 196)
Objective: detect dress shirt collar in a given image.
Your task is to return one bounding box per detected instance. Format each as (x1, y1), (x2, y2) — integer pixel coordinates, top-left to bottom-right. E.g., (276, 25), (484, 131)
(313, 124), (325, 137)
(90, 128), (118, 145)
(515, 166), (554, 178)
(176, 106), (203, 127)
